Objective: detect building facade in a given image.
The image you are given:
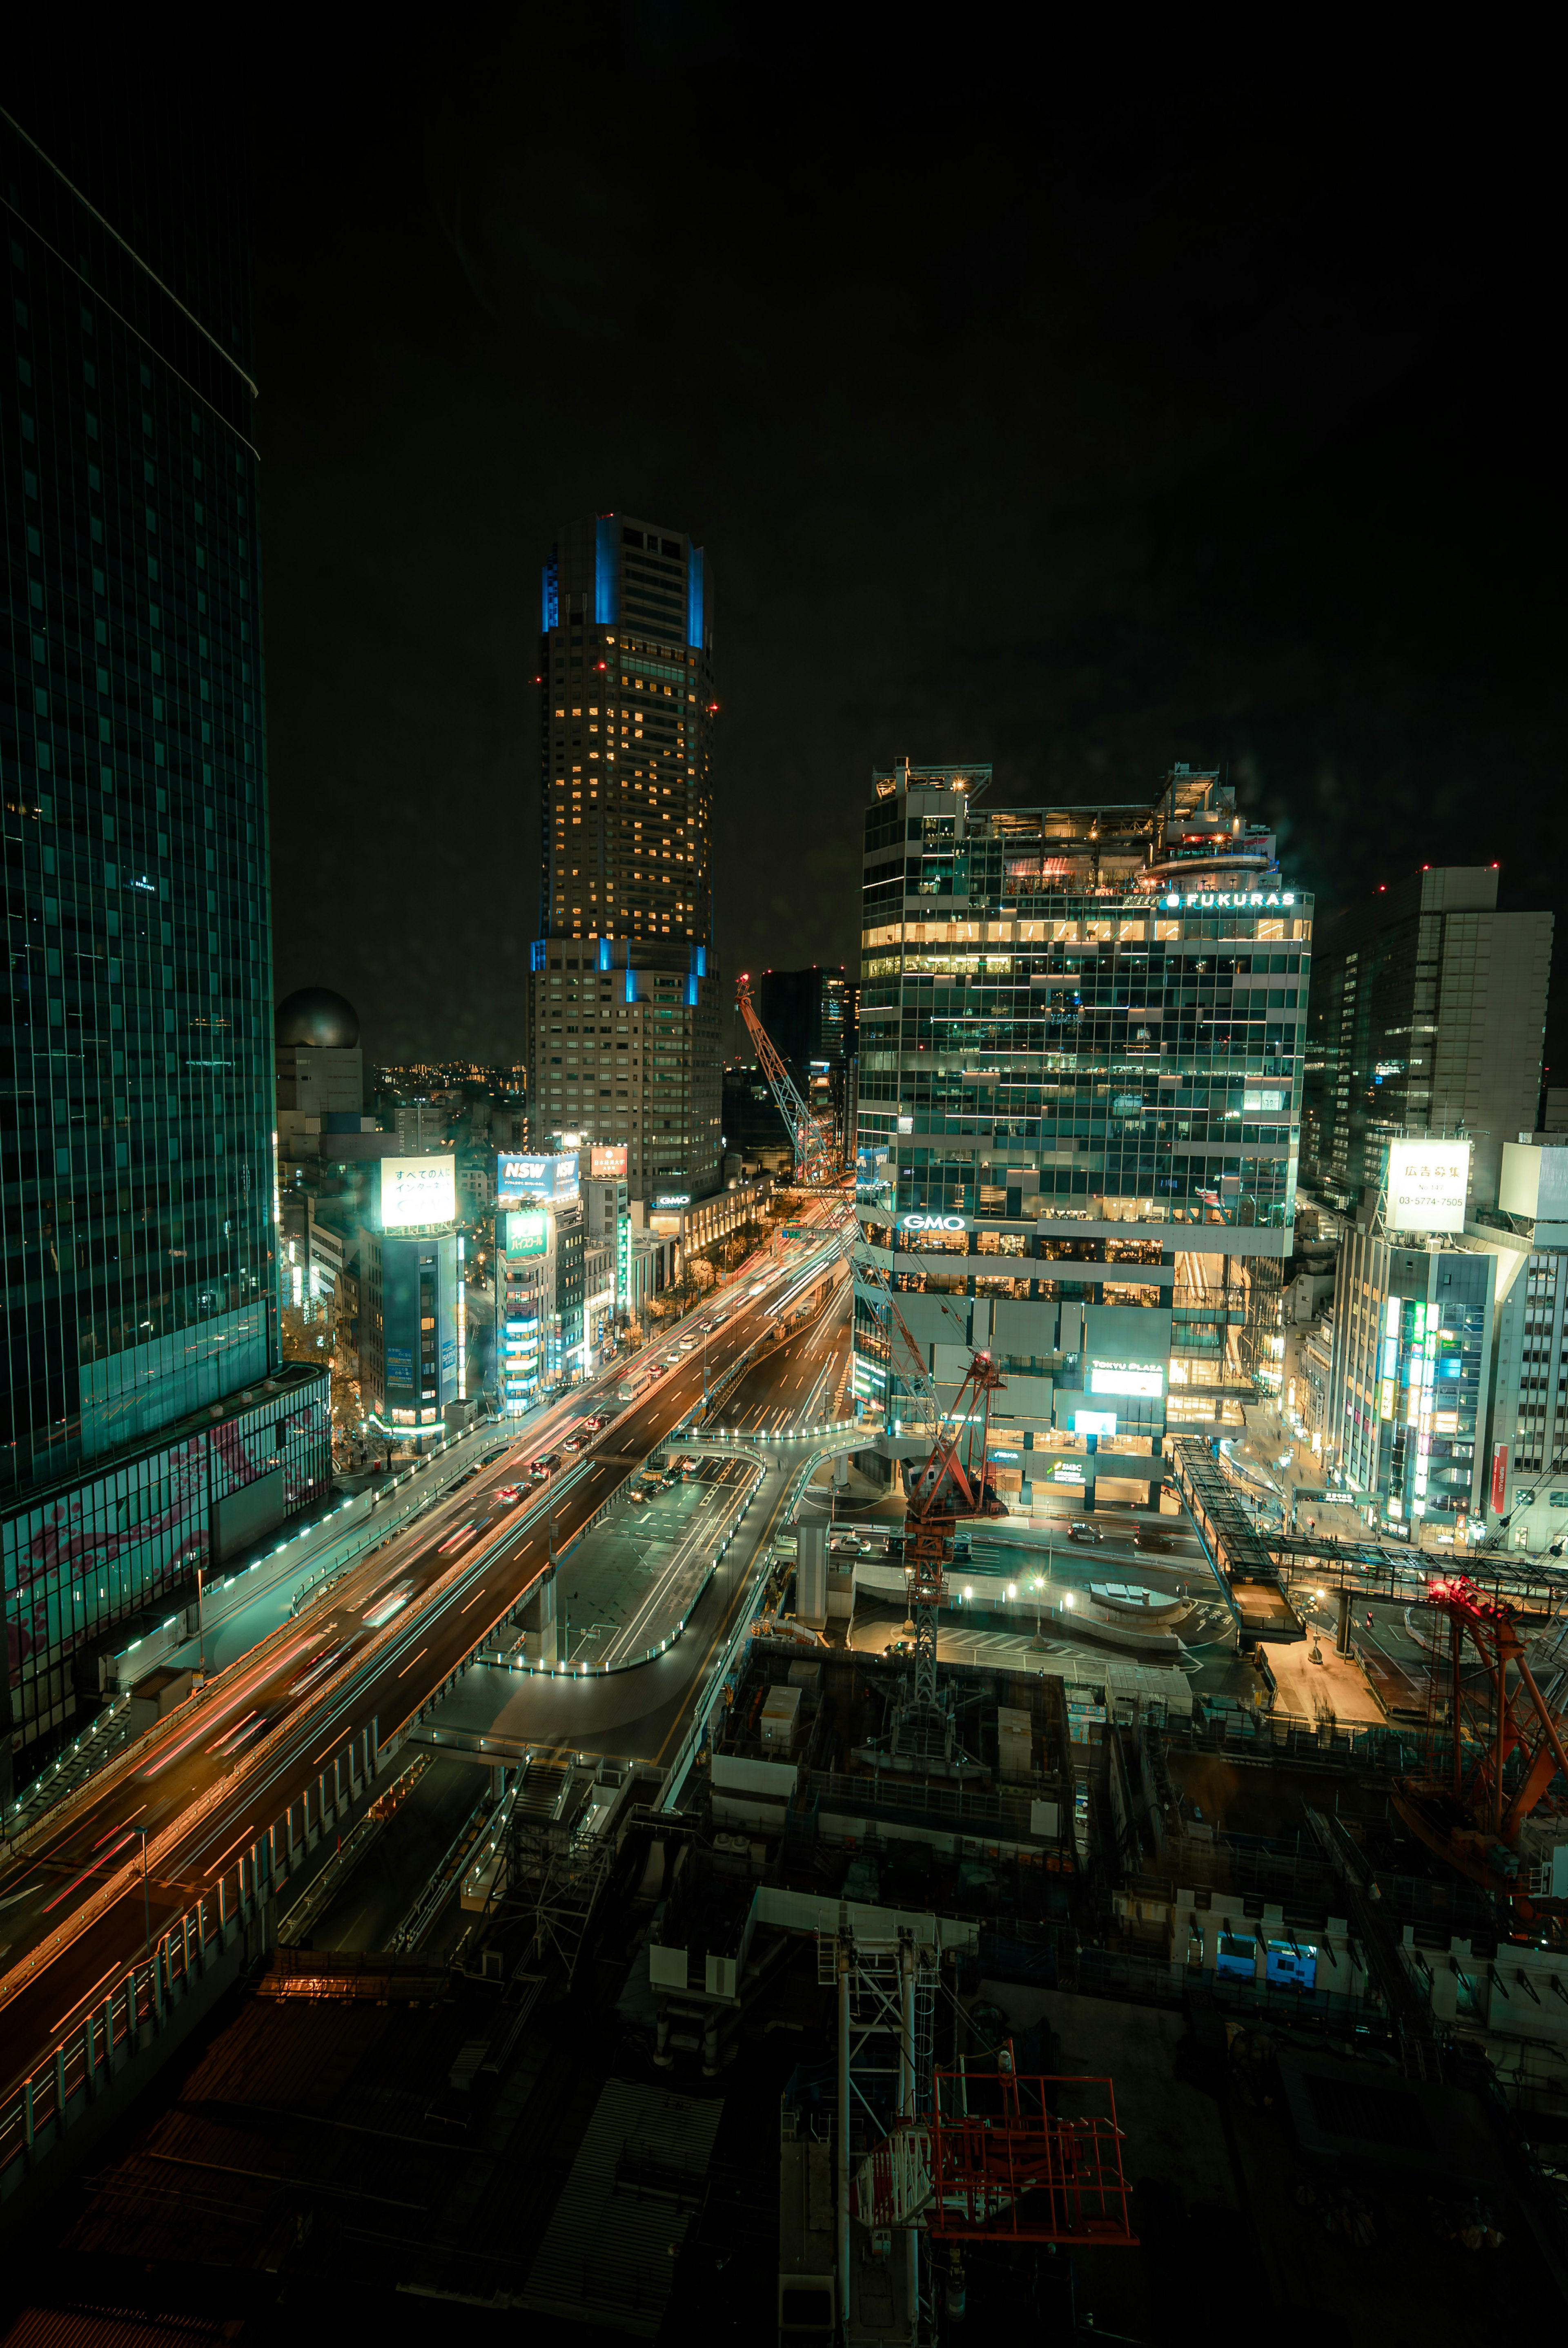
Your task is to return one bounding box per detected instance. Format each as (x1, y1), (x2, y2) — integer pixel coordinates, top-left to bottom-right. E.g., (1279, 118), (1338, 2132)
(1323, 1220), (1496, 1534)
(1472, 1139), (1568, 1551)
(853, 763), (1308, 1509)
(1302, 867), (1552, 1220)
(0, 85), (323, 1778)
(527, 513), (722, 1202)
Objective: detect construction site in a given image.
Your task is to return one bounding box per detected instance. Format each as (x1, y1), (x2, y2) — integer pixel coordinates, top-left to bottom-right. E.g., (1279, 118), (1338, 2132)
(11, 990), (1568, 2345)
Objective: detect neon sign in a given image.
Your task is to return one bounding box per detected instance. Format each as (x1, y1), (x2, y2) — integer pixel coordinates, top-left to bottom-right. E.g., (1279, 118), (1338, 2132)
(899, 1213), (965, 1232)
(1160, 890), (1296, 909)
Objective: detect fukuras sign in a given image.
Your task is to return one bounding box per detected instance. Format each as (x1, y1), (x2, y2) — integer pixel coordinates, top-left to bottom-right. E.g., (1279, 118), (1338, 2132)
(1386, 1139), (1470, 1234)
(1160, 890), (1297, 909)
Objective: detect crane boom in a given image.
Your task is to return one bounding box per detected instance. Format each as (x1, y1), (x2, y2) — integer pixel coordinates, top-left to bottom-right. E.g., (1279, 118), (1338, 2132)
(735, 974), (840, 1186)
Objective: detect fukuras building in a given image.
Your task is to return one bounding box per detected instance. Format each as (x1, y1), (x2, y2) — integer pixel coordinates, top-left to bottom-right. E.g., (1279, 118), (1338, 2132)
(852, 763), (1310, 1512)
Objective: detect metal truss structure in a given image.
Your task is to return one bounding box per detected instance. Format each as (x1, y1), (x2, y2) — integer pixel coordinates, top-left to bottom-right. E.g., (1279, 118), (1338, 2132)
(500, 1756), (619, 1982)
(735, 973), (840, 1186)
(1392, 1573), (1568, 1898)
(857, 2057), (1137, 2247)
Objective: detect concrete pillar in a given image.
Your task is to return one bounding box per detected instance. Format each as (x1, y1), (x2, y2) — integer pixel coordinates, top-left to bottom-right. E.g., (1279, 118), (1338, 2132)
(83, 2013), (96, 2093)
(101, 1992), (114, 2065)
(1336, 1588), (1352, 1657)
(539, 1567), (559, 1665)
(1083, 1432), (1098, 1512)
(54, 2043), (67, 2121)
(797, 1521), (828, 1630)
(22, 2078), (33, 2150)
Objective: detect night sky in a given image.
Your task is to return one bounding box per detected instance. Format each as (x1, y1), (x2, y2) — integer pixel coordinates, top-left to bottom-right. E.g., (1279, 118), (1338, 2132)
(252, 13), (1565, 1073)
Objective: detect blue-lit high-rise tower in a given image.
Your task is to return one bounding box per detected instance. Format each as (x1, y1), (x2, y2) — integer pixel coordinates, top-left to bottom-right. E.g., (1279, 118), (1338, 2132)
(526, 512), (722, 1203)
(0, 84), (328, 1785)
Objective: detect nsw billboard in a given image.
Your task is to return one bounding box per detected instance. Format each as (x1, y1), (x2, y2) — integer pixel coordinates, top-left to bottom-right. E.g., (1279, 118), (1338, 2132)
(497, 1151), (578, 1204)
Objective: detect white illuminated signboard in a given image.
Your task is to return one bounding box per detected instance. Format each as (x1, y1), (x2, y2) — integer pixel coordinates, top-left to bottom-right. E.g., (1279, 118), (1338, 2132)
(1074, 1410), (1118, 1436)
(1160, 890), (1297, 909)
(381, 1155), (456, 1229)
(1386, 1139), (1470, 1234)
(1089, 1361), (1164, 1399)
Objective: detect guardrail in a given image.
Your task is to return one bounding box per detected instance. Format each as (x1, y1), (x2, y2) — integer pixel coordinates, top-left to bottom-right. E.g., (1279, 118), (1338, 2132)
(0, 1710), (382, 2207)
(657, 1443), (835, 1813)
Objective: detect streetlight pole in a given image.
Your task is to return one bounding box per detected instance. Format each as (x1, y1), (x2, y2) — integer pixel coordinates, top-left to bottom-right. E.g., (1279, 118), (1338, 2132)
(196, 1565), (205, 1678)
(134, 1825), (150, 1957)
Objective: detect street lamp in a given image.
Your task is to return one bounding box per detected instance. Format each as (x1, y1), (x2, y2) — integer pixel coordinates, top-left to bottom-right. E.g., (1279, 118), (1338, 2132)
(132, 1824), (151, 1956)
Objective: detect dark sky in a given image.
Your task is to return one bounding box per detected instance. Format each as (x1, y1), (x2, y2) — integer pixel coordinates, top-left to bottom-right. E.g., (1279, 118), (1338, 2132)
(251, 11), (1566, 1073)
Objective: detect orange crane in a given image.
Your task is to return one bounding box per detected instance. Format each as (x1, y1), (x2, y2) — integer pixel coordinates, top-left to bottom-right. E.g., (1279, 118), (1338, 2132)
(1392, 1573), (1568, 1898)
(819, 1197), (1007, 1754)
(735, 974), (840, 1186)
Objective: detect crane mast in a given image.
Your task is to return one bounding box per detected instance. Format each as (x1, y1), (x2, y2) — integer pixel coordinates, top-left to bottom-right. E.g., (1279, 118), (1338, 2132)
(820, 1198), (1007, 1757)
(735, 974), (840, 1187)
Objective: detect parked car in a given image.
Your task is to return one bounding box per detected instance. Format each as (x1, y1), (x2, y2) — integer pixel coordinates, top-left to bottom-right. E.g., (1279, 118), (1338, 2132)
(1067, 1522), (1106, 1545)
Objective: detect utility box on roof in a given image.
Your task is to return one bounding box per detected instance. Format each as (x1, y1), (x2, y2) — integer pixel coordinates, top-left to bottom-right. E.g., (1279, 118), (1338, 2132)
(760, 1684), (804, 1750)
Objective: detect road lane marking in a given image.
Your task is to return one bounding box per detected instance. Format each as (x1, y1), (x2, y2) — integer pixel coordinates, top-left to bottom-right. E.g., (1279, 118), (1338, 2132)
(397, 1648), (429, 1679)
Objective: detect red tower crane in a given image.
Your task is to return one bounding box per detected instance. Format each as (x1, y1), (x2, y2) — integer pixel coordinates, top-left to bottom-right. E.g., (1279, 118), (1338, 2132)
(1392, 1573), (1568, 1896)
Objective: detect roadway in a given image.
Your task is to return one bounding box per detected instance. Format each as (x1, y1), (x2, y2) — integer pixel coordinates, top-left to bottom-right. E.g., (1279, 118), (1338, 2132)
(0, 1227), (846, 2085)
(712, 1280), (850, 1436)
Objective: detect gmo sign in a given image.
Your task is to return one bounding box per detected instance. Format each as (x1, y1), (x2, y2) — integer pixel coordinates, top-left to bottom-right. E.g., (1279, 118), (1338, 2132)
(899, 1213), (965, 1232)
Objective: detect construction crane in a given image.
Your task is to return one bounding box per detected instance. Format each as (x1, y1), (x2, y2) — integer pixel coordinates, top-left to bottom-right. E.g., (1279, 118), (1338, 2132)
(1392, 1573), (1568, 1899)
(819, 1198), (1007, 1757)
(735, 973), (840, 1187)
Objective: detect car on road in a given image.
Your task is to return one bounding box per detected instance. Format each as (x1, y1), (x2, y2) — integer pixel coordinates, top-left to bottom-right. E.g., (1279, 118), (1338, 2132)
(364, 1578), (415, 1628)
(679, 1336), (697, 1352)
(1134, 1531), (1174, 1552)
(496, 1484), (522, 1505)
(661, 1352), (681, 1369)
(563, 1433), (587, 1454)
(582, 1414), (607, 1432)
(1067, 1523), (1106, 1545)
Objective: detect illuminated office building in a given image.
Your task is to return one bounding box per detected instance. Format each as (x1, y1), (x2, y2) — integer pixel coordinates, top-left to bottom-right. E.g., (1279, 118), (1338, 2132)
(1302, 867), (1552, 1220)
(361, 1155), (463, 1438)
(853, 763), (1309, 1509)
(495, 1151), (586, 1407)
(528, 514), (722, 1203)
(0, 83), (327, 1781)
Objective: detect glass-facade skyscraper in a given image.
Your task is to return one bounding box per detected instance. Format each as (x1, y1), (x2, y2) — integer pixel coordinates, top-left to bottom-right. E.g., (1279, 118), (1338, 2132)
(526, 513), (722, 1204)
(1, 87), (327, 1784)
(853, 763), (1310, 1511)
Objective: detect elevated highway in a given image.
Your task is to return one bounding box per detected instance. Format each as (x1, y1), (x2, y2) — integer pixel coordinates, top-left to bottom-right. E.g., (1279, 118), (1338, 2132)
(0, 1230), (849, 2117)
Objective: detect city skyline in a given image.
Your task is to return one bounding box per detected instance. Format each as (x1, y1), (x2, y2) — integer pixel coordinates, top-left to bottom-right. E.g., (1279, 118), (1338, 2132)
(235, 20), (1563, 1072)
